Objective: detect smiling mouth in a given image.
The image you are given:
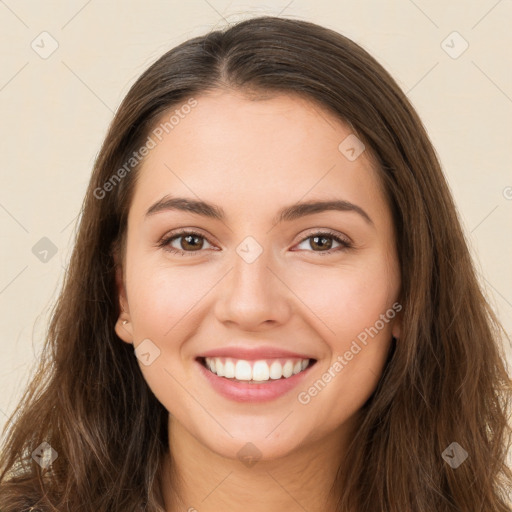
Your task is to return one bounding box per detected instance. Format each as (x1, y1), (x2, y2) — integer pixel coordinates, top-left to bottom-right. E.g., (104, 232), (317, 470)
(196, 356), (317, 383)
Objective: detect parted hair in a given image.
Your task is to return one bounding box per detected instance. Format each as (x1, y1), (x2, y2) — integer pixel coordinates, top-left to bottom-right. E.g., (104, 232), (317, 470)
(1, 15), (511, 511)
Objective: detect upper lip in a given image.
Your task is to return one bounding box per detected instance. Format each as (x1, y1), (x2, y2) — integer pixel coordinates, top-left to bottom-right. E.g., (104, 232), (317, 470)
(197, 346), (316, 361)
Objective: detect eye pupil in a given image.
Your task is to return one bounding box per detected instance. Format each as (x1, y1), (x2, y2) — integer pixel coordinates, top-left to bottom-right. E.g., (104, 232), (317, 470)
(311, 235), (332, 251)
(182, 234), (203, 251)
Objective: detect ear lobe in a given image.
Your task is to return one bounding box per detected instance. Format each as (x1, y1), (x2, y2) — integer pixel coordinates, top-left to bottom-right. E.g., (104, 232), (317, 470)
(115, 316), (133, 344)
(113, 253), (133, 344)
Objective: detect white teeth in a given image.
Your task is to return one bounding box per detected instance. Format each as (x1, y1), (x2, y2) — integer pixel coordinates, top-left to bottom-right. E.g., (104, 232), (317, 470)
(269, 361), (282, 379)
(203, 357), (312, 382)
(252, 360), (270, 381)
(235, 360), (252, 380)
(224, 359), (235, 378)
(216, 359), (224, 377)
(282, 361), (293, 378)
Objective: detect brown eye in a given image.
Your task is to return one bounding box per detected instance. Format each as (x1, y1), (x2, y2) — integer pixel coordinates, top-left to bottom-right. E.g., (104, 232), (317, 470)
(178, 234), (205, 251)
(309, 235), (335, 251)
(159, 231), (214, 256)
(294, 231), (352, 254)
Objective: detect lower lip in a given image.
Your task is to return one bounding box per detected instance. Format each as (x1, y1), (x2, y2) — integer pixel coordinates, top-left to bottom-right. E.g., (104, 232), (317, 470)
(195, 359), (316, 403)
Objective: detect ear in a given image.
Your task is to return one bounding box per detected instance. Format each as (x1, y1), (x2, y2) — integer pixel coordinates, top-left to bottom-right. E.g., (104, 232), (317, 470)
(113, 251), (133, 345)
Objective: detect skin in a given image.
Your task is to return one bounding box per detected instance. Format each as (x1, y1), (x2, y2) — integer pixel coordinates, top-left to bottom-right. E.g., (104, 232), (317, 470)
(114, 89), (401, 512)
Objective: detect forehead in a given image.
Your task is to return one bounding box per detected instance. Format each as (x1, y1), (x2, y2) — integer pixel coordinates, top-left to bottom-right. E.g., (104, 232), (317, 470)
(129, 90), (386, 223)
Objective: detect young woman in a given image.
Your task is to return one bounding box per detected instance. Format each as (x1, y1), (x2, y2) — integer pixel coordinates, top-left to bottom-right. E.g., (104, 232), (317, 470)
(1, 15), (511, 512)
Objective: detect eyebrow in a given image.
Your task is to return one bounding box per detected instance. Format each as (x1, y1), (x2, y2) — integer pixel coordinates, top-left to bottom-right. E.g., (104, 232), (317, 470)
(145, 195), (374, 226)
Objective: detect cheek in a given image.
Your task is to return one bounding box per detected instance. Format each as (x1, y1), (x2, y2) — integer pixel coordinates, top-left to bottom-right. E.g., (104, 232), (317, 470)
(124, 256), (210, 409)
(289, 257), (398, 343)
(294, 259), (397, 424)
(126, 254), (217, 338)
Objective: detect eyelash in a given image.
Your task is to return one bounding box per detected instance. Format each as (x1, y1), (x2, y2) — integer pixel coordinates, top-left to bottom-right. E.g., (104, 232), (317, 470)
(157, 229), (353, 257)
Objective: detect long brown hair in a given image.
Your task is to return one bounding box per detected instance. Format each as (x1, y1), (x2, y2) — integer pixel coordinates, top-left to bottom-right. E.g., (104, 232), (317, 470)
(1, 15), (511, 511)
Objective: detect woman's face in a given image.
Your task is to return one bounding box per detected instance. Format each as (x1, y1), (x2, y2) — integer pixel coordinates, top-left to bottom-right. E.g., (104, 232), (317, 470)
(115, 90), (401, 460)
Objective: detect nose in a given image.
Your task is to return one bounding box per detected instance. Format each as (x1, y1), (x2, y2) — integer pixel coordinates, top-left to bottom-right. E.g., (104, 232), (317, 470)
(213, 246), (293, 331)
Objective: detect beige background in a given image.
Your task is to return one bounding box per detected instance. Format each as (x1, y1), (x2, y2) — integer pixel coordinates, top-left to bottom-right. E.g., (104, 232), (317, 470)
(0, 0), (511, 453)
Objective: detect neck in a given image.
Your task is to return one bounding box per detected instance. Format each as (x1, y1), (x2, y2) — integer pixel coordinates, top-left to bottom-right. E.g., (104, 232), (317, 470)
(160, 414), (360, 512)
